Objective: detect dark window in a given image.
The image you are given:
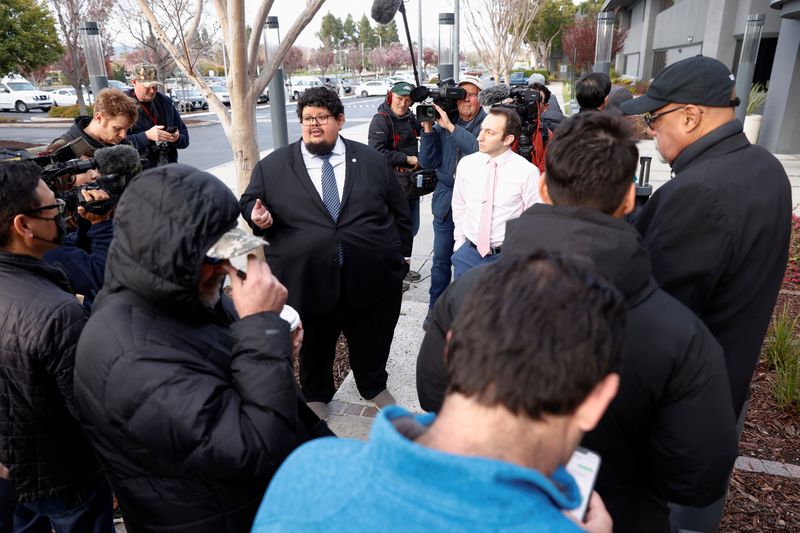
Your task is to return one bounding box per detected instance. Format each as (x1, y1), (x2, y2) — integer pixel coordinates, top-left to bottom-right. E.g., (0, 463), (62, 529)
(652, 50), (667, 77)
(658, 0), (674, 13)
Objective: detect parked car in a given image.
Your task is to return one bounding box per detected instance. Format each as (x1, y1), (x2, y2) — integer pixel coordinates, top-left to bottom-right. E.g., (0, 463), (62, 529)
(208, 84), (230, 105)
(286, 76), (323, 101)
(508, 71), (528, 87)
(258, 87), (269, 104)
(319, 76), (352, 96)
(0, 76), (52, 112)
(170, 89), (208, 112)
(49, 87), (93, 107)
(354, 79), (393, 97)
(107, 80), (133, 92)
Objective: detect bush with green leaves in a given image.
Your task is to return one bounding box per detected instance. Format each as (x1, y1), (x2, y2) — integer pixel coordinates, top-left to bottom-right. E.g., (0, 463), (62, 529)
(747, 83), (768, 116)
(48, 105), (92, 119)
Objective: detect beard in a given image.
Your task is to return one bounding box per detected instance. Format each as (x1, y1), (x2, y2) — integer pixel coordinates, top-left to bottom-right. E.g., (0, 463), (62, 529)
(653, 136), (669, 164)
(198, 274), (225, 309)
(304, 138), (337, 156)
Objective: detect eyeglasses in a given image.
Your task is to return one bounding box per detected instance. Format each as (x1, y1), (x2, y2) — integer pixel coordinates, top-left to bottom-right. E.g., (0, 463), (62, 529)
(22, 198), (66, 216)
(301, 114), (333, 126)
(643, 106), (687, 128)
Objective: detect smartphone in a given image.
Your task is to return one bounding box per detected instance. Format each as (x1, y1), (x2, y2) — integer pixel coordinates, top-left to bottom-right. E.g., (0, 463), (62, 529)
(165, 126), (178, 134)
(565, 447), (601, 522)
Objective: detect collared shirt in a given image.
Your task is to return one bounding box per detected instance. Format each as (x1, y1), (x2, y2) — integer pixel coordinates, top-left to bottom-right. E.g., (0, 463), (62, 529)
(452, 148), (541, 248)
(300, 136), (346, 201)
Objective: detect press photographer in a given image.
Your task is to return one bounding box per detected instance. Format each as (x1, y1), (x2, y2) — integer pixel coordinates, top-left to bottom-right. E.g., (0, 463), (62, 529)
(478, 83), (548, 172)
(43, 144), (142, 309)
(418, 75), (486, 330)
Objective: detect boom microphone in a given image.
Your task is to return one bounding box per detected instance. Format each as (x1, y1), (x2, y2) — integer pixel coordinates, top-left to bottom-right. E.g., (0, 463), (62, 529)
(477, 84), (511, 107)
(94, 144), (142, 181)
(371, 0), (402, 24)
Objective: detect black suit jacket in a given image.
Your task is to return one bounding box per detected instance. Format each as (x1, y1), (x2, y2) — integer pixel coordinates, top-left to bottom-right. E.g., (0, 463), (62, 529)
(241, 138), (412, 317)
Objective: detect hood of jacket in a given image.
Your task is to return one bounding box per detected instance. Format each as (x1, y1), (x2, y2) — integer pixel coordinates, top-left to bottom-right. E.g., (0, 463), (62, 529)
(99, 164), (240, 309)
(504, 204), (656, 306)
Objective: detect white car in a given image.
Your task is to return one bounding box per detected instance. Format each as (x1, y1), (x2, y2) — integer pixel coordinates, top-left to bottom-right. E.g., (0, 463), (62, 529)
(0, 76), (52, 112)
(107, 80), (133, 92)
(355, 80), (393, 97)
(49, 87), (91, 107)
(208, 85), (230, 105)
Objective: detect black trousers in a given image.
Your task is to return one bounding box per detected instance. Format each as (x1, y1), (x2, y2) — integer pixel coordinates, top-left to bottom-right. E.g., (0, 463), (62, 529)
(299, 285), (403, 403)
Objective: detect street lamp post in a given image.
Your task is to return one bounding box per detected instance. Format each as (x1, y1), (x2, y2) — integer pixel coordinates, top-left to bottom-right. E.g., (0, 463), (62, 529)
(735, 14), (766, 124)
(266, 16), (289, 148)
(78, 21), (109, 98)
(593, 12), (615, 75)
(438, 13), (455, 81)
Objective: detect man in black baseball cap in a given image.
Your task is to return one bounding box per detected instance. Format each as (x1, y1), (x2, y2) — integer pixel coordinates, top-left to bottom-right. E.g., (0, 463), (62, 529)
(622, 55), (791, 531)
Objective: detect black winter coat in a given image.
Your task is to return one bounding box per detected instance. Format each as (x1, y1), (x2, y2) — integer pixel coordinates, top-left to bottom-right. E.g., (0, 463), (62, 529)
(368, 102), (421, 197)
(0, 251), (103, 503)
(416, 205), (739, 532)
(634, 120), (791, 417)
(74, 164), (312, 533)
(124, 90), (190, 169)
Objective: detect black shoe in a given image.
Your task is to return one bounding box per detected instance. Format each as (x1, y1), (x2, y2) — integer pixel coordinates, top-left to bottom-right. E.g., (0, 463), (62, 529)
(405, 270), (421, 282)
(422, 310), (432, 331)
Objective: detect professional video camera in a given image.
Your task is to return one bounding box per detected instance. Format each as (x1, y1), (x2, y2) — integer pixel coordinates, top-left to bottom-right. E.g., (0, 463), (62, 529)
(488, 87), (542, 162)
(411, 79), (467, 122)
(40, 145), (142, 216)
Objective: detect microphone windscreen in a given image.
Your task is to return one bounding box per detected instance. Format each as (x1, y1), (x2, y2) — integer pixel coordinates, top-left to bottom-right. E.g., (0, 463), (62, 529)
(410, 85), (429, 103)
(94, 144), (142, 178)
(371, 0), (402, 24)
(477, 84), (510, 107)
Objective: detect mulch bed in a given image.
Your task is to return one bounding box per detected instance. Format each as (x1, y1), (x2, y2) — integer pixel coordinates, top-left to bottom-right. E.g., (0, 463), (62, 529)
(720, 288), (800, 530)
(0, 140), (38, 149)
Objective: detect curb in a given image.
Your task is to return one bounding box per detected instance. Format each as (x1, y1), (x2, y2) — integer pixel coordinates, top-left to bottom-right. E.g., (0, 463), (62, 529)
(735, 455), (800, 479)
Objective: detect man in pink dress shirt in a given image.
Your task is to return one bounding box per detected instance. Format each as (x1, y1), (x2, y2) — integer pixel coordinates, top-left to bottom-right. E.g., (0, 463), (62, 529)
(451, 106), (540, 278)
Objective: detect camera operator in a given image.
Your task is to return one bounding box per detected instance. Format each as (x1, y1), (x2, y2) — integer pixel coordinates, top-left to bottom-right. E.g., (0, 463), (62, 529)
(419, 75), (486, 330)
(529, 73), (564, 134)
(125, 63), (190, 169)
(44, 88), (137, 157)
(42, 145), (141, 309)
(368, 81), (422, 288)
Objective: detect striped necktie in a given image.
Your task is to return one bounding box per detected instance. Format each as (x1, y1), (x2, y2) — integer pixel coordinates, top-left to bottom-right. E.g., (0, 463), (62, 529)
(319, 153), (343, 265)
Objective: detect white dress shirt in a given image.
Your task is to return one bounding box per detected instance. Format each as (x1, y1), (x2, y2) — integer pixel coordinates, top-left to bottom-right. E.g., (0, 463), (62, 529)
(452, 148), (541, 249)
(300, 136), (347, 201)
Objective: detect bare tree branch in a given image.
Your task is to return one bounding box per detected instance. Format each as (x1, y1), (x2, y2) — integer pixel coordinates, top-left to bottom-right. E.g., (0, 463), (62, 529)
(464, 0), (541, 84)
(246, 0), (275, 77)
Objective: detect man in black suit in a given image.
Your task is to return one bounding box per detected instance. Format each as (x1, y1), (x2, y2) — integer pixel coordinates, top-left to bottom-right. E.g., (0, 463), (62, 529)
(241, 88), (412, 418)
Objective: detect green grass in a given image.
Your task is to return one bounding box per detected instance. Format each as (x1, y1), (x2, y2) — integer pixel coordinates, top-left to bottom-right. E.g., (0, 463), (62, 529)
(763, 304), (800, 412)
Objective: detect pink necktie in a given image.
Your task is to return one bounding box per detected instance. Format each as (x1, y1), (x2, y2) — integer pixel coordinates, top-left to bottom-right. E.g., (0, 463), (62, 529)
(477, 160), (497, 257)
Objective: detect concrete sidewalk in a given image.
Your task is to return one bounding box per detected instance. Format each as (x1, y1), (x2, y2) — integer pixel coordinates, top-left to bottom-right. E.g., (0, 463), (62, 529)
(206, 82), (800, 441)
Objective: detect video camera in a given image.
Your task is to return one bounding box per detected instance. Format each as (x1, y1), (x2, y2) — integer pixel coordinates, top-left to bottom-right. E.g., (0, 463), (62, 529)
(494, 87), (542, 161)
(38, 144), (142, 216)
(412, 79), (467, 122)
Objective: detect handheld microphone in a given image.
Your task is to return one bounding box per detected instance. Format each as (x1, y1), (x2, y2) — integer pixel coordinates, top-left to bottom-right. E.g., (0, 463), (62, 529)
(371, 0), (402, 24)
(477, 84), (511, 107)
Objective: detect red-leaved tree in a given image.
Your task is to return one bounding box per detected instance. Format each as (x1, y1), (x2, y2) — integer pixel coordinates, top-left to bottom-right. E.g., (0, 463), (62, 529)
(562, 14), (625, 71)
(310, 47), (334, 75)
(282, 46), (306, 78)
(382, 42), (411, 72)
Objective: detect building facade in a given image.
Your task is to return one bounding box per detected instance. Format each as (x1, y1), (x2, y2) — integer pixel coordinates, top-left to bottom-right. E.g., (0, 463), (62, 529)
(602, 0), (799, 153)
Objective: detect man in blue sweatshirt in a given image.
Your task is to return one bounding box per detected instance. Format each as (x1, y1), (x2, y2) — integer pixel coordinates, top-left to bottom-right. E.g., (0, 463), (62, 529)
(252, 251), (623, 532)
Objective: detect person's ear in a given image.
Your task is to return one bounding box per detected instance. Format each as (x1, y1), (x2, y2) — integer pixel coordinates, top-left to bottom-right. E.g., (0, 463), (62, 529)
(503, 134), (515, 148)
(573, 373), (619, 433)
(610, 182), (636, 218)
(11, 214), (34, 241)
(539, 173), (553, 205)
(336, 113), (346, 129)
(683, 105), (703, 133)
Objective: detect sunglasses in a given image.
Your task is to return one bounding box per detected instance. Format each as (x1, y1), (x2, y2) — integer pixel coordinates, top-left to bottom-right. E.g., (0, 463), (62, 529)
(643, 106), (687, 128)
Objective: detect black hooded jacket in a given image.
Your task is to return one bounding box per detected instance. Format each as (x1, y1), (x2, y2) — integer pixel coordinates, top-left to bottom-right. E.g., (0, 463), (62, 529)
(416, 205), (738, 532)
(74, 165), (310, 533)
(368, 101), (421, 167)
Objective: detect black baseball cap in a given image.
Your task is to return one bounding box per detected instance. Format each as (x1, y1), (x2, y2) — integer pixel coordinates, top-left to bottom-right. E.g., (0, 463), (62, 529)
(620, 55), (739, 115)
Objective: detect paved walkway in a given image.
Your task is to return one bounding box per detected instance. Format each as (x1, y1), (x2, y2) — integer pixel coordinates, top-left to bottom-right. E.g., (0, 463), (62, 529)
(208, 82), (800, 470)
